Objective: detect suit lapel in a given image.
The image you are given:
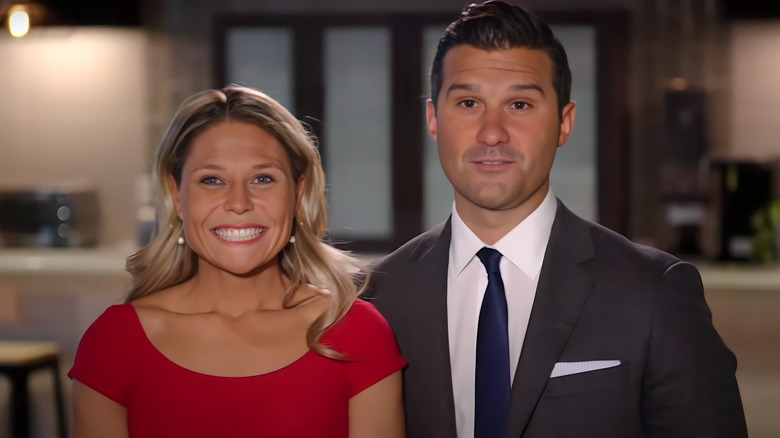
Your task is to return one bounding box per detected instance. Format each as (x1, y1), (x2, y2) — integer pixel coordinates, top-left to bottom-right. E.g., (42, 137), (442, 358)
(506, 202), (595, 437)
(404, 220), (458, 437)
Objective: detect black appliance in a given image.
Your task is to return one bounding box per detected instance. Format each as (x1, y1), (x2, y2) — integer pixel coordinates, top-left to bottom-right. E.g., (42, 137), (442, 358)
(0, 186), (100, 248)
(707, 160), (776, 261)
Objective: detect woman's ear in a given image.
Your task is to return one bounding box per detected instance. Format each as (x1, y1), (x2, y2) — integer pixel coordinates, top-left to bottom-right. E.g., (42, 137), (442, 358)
(168, 175), (183, 219)
(295, 176), (306, 208)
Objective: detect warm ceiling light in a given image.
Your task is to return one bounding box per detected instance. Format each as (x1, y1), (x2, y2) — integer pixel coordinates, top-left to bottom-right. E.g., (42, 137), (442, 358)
(8, 5), (30, 37)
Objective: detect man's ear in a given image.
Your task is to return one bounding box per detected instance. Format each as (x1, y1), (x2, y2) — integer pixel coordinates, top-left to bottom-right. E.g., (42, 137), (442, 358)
(557, 101), (576, 148)
(426, 99), (438, 142)
(168, 175), (183, 219)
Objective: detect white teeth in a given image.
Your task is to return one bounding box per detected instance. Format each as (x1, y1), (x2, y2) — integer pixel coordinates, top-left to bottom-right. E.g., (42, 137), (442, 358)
(214, 228), (264, 241)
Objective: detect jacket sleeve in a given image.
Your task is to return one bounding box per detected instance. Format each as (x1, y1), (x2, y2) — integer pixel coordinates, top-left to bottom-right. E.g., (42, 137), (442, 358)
(641, 261), (748, 437)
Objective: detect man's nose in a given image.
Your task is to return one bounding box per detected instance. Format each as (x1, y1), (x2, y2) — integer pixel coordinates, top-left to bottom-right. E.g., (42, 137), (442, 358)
(477, 108), (510, 146)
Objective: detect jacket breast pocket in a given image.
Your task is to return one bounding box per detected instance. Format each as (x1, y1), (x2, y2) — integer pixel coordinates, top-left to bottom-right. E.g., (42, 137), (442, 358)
(542, 363), (627, 398)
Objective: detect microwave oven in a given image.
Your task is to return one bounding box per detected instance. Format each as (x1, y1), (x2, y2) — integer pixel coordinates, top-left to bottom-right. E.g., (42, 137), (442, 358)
(0, 186), (100, 247)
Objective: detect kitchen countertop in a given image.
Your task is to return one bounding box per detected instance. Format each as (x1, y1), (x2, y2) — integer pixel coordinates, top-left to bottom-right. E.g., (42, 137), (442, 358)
(696, 262), (780, 291)
(0, 248), (778, 290)
(0, 248), (130, 276)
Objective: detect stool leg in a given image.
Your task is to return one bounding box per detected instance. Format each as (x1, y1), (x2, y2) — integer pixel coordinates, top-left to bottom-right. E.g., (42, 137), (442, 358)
(50, 360), (68, 438)
(9, 368), (31, 438)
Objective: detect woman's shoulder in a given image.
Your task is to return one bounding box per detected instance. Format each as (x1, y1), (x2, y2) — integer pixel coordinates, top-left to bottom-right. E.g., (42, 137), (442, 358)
(76, 302), (144, 352)
(129, 283), (196, 326)
(331, 298), (384, 328)
(323, 298), (394, 345)
(131, 281), (188, 309)
(88, 302), (137, 331)
(71, 302), (143, 373)
(344, 298), (383, 320)
(322, 298), (406, 396)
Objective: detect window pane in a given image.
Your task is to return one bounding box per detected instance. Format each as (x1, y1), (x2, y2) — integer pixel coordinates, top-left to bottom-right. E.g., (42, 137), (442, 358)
(422, 26), (454, 230)
(226, 28), (294, 111)
(549, 25), (598, 222)
(324, 27), (392, 239)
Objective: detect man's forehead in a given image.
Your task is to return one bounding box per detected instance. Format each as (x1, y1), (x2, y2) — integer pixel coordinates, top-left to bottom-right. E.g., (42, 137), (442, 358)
(440, 45), (554, 85)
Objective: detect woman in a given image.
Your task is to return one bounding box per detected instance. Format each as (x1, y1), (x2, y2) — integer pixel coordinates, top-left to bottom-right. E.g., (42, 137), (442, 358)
(69, 85), (406, 437)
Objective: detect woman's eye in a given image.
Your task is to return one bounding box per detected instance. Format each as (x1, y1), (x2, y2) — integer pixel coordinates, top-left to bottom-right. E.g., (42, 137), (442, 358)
(254, 175), (274, 184)
(201, 176), (222, 185)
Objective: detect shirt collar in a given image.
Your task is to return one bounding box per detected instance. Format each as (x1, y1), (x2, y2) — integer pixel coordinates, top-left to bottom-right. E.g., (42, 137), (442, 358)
(450, 189), (558, 280)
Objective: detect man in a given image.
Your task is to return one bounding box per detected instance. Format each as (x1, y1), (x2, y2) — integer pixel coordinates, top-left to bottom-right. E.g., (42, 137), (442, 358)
(364, 1), (747, 437)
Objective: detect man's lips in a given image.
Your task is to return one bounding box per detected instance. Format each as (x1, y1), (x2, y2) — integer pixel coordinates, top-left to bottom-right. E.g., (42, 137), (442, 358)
(464, 146), (522, 165)
(470, 158), (515, 172)
(472, 159), (514, 164)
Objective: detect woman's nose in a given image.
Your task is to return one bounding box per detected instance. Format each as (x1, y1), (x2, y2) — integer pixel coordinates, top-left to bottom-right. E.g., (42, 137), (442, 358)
(224, 184), (253, 214)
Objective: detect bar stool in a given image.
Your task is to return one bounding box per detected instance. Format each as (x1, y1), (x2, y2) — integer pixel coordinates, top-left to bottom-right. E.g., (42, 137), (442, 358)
(0, 341), (67, 438)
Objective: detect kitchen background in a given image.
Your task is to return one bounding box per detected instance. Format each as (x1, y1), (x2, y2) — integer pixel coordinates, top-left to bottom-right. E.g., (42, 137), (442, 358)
(1, 0), (779, 436)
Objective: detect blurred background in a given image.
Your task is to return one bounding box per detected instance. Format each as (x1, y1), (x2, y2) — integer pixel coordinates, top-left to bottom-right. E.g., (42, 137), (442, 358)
(0, 0), (778, 436)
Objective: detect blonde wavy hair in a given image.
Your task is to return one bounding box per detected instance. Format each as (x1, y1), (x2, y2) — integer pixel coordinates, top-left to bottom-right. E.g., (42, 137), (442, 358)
(126, 85), (367, 358)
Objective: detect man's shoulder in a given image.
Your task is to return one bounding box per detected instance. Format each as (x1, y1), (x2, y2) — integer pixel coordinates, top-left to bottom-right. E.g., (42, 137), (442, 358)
(561, 208), (684, 276)
(374, 220), (450, 270)
(602, 224), (681, 266)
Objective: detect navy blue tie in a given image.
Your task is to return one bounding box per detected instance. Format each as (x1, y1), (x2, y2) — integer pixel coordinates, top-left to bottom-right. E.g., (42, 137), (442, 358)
(475, 247), (510, 438)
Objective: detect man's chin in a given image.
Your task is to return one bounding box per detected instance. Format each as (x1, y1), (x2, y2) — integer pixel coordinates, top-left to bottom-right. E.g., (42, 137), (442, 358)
(458, 188), (522, 212)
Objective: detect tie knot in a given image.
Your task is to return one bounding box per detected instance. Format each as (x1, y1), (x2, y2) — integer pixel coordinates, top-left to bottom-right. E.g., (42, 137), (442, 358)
(476, 247), (502, 273)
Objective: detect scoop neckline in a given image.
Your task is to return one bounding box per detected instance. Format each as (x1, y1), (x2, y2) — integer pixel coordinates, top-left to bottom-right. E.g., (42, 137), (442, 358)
(122, 302), (316, 379)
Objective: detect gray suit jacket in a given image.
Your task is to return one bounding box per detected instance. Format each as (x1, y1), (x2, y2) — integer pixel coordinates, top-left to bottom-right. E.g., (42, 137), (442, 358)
(364, 200), (747, 438)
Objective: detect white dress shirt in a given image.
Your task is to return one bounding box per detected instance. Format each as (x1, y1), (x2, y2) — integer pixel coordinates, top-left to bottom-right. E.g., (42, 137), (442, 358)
(447, 189), (557, 438)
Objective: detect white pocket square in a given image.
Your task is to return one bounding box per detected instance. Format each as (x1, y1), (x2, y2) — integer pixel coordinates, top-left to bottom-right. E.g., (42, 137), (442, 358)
(550, 360), (621, 378)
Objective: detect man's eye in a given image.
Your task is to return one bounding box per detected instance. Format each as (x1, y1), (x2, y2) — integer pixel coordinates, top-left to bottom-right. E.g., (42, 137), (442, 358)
(201, 176), (222, 185)
(512, 101), (530, 110)
(460, 100), (477, 108)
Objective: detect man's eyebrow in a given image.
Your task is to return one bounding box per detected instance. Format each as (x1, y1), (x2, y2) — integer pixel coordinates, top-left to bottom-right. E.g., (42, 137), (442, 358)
(444, 82), (545, 98)
(445, 82), (479, 98)
(510, 83), (545, 96)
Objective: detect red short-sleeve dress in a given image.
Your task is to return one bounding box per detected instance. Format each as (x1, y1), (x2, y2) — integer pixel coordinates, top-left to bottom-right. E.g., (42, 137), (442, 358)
(68, 299), (406, 437)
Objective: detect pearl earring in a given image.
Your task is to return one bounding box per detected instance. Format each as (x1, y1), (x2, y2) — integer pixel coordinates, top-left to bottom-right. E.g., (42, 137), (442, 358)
(177, 235), (185, 245)
(289, 235), (296, 244)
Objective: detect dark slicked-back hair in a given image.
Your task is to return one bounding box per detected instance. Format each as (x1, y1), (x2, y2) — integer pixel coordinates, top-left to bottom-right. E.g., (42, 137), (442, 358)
(430, 0), (572, 115)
